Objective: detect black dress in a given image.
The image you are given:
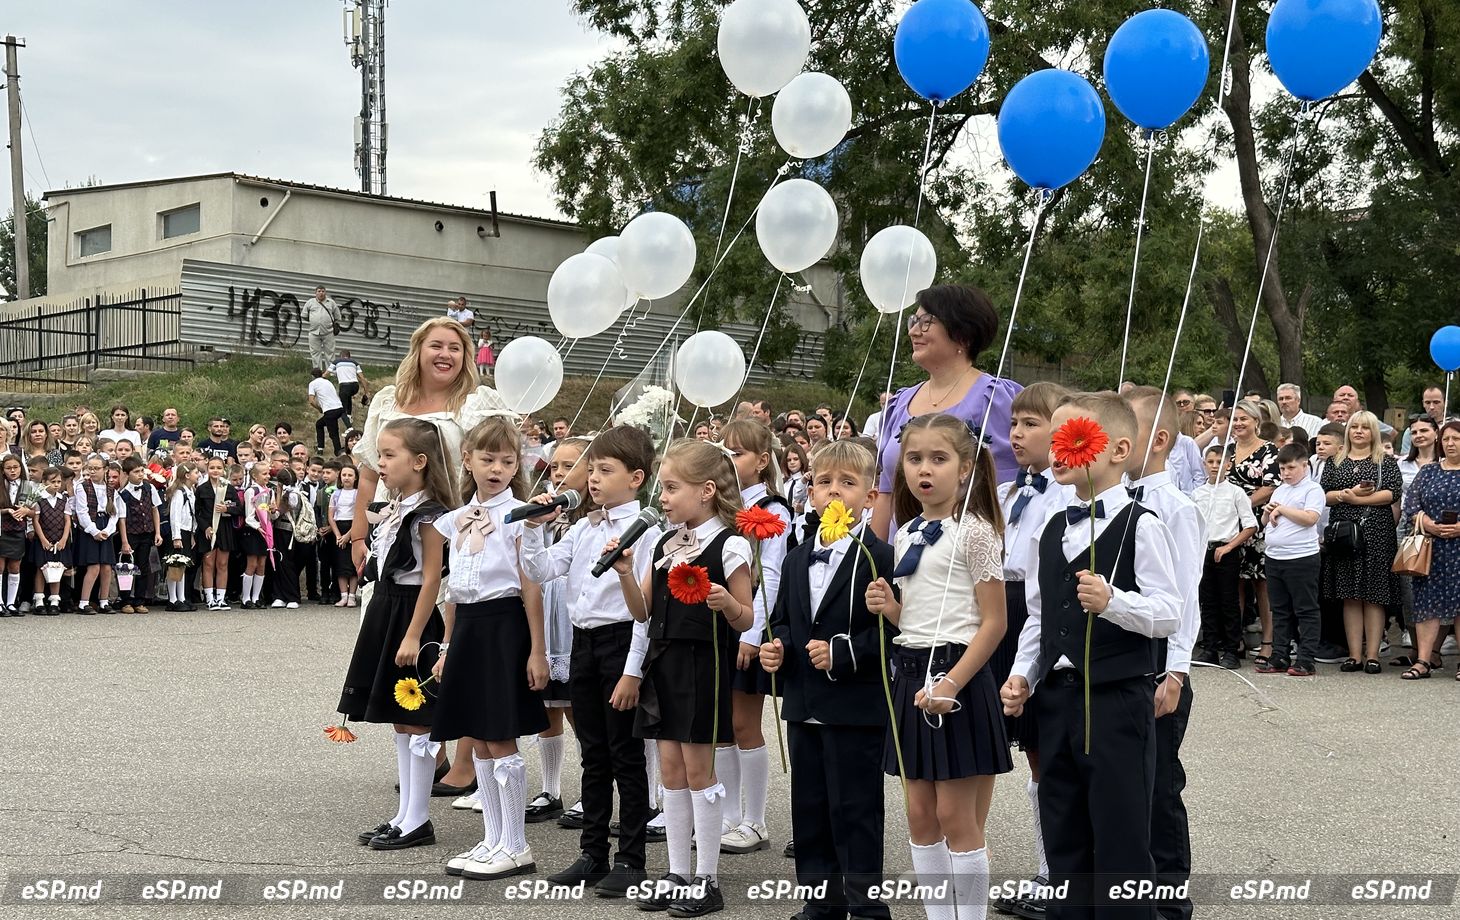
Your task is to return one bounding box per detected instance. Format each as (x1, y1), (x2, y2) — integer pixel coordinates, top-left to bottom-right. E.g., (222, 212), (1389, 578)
(1320, 455), (1401, 605)
(1227, 441), (1279, 580)
(431, 596), (549, 743)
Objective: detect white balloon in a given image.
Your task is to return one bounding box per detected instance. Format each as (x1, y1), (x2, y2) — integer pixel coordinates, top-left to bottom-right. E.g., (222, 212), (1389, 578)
(494, 336), (564, 414)
(617, 212), (698, 300)
(718, 0), (811, 99)
(755, 179), (839, 274)
(860, 225), (937, 314)
(585, 235), (621, 263)
(772, 72), (853, 159)
(674, 331), (747, 408)
(547, 252), (629, 339)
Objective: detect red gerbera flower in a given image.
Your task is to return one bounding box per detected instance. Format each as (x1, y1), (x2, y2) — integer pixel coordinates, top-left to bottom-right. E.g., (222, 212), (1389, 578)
(667, 563), (714, 605)
(1050, 416), (1109, 469)
(736, 505), (787, 541)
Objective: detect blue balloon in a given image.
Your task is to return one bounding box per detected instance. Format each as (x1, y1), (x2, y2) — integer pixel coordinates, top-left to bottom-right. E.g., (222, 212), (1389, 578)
(1430, 326), (1460, 372)
(997, 69), (1106, 191)
(1103, 10), (1210, 130)
(894, 0), (991, 103)
(1267, 0), (1382, 102)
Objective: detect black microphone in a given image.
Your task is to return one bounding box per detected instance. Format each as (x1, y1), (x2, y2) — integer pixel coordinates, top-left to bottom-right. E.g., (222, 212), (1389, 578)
(592, 508), (663, 578)
(504, 489), (581, 524)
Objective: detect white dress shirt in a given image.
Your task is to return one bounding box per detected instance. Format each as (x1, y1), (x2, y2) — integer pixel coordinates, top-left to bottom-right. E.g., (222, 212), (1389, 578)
(1128, 470), (1206, 676)
(435, 489), (525, 603)
(73, 481), (123, 537)
(330, 488), (358, 523)
(520, 500), (661, 679)
(373, 490), (429, 585)
(1166, 434), (1207, 495)
(997, 468), (1075, 582)
(894, 515), (1003, 649)
(1282, 411), (1325, 439)
(808, 531), (855, 619)
(169, 488), (196, 535)
(1012, 482), (1184, 689)
(739, 483), (791, 647)
(1191, 479), (1258, 544)
(101, 427), (142, 448)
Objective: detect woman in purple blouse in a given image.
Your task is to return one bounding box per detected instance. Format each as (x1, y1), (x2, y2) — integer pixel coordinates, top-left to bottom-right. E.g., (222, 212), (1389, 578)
(870, 284), (1022, 540)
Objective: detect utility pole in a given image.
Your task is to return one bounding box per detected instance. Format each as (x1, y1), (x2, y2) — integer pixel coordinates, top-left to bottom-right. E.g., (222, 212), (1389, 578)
(3, 35), (28, 300)
(343, 1), (387, 195)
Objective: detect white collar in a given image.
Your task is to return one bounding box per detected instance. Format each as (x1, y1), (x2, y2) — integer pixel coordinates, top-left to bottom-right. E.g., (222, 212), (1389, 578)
(1129, 469), (1173, 490)
(397, 490), (426, 512)
(689, 516), (727, 542)
(596, 500), (641, 524)
(474, 488), (516, 510)
(1070, 482), (1132, 519)
(741, 482), (768, 505)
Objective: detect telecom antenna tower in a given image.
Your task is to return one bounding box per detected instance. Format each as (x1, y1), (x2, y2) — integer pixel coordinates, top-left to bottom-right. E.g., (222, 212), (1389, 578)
(344, 0), (387, 194)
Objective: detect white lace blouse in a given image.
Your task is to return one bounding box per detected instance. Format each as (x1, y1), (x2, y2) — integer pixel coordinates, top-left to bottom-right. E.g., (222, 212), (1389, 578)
(355, 384), (511, 495)
(892, 514), (1004, 649)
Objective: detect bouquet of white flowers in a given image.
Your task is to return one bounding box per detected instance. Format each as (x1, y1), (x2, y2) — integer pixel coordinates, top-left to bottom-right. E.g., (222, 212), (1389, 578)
(614, 384), (680, 449)
(163, 553), (194, 570)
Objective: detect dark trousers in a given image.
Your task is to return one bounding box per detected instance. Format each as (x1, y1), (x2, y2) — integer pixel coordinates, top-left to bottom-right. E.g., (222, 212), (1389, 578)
(1151, 678), (1193, 920)
(316, 409), (344, 455)
(570, 621), (648, 868)
(290, 539), (318, 599)
(1036, 672), (1156, 920)
(339, 382), (360, 420)
(319, 530), (338, 598)
(1266, 553), (1321, 667)
(273, 538), (301, 604)
(787, 722), (891, 920)
(121, 534), (154, 604)
(1198, 544), (1241, 653)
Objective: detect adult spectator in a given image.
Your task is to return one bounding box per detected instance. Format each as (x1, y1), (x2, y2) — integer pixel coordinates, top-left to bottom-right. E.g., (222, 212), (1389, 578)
(5, 407), (23, 449)
(148, 408), (183, 451)
(446, 296), (475, 330)
(832, 415), (860, 440)
(1399, 387), (1446, 456)
(197, 417), (238, 462)
(550, 417), (571, 442)
(1333, 383), (1394, 435)
(1321, 411), (1402, 673)
(135, 417), (155, 450)
(1227, 400), (1280, 667)
(804, 415), (830, 450)
(1172, 389), (1195, 412)
(694, 422), (712, 441)
(308, 368), (345, 456)
(304, 285), (342, 371)
(22, 421), (52, 463)
(101, 405), (142, 447)
(1276, 383), (1324, 438)
(871, 284), (1021, 539)
(1401, 420), (1460, 679)
(1326, 401), (1351, 424)
(862, 391), (891, 441)
(749, 399), (773, 427)
(330, 349), (368, 425)
(57, 414), (81, 453)
(785, 409), (805, 430)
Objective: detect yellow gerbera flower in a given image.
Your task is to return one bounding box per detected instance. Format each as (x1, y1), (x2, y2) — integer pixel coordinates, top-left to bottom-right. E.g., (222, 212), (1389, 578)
(818, 500), (857, 544)
(394, 678), (425, 711)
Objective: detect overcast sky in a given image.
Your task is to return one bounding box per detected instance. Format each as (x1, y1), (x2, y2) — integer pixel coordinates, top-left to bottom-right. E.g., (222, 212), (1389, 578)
(5, 1), (615, 219)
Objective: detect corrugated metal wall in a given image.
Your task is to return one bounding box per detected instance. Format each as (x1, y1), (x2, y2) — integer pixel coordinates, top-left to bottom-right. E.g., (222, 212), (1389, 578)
(179, 259), (824, 384)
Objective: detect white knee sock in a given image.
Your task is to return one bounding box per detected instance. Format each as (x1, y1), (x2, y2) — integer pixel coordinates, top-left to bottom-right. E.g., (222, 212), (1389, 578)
(714, 746), (741, 830)
(494, 753), (529, 855)
(473, 752), (502, 851)
(691, 784), (726, 881)
(390, 732), (413, 827)
(5, 573), (19, 605)
(1027, 779), (1049, 879)
(240, 575), (253, 601)
(251, 574), (265, 602)
(910, 838), (955, 920)
(738, 745), (768, 828)
(645, 740), (661, 810)
(400, 737), (435, 834)
(949, 846), (989, 920)
(662, 787), (692, 879)
(539, 734), (564, 798)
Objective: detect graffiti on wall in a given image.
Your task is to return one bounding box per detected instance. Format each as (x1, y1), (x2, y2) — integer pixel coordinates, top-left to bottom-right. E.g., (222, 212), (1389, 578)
(215, 287), (401, 351)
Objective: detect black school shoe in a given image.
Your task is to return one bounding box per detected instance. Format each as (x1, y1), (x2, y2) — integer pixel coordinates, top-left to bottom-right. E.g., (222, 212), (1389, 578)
(783, 839), (795, 859)
(547, 852), (610, 887)
(637, 873), (688, 912)
(595, 861), (647, 898)
(558, 806), (586, 830)
(525, 792), (564, 823)
(667, 876), (724, 917)
(368, 820), (435, 850)
(358, 822), (394, 844)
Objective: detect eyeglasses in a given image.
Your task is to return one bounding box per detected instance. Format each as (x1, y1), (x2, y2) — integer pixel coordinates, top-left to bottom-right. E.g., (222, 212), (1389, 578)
(906, 313), (937, 333)
(1198, 408), (1217, 415)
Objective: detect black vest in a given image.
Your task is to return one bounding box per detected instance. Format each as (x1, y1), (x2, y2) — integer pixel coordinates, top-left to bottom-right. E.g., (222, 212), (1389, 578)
(1036, 503), (1158, 685)
(751, 495), (791, 601)
(120, 484), (156, 534)
(83, 482), (115, 528)
(36, 494), (68, 542)
(1, 481), (25, 534)
(379, 500), (447, 581)
(649, 528), (735, 643)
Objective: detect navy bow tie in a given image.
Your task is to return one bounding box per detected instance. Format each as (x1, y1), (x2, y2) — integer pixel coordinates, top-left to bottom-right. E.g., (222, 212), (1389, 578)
(892, 516), (944, 579)
(809, 547), (834, 565)
(1066, 501), (1105, 525)
(1126, 485), (1145, 502)
(1009, 471), (1047, 525)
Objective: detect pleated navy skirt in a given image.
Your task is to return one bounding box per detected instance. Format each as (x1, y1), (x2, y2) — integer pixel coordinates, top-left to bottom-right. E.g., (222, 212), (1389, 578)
(990, 580), (1039, 752)
(730, 649), (779, 696)
(884, 643), (1013, 781)
(29, 537), (72, 568)
(75, 532), (117, 567)
(431, 596), (549, 743)
(635, 636), (736, 745)
(338, 582), (444, 727)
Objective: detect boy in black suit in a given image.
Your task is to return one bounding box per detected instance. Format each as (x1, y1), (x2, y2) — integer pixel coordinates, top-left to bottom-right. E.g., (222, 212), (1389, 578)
(760, 440), (895, 920)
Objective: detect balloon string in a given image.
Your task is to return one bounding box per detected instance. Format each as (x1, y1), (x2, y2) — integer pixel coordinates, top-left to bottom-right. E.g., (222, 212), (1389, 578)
(733, 273), (786, 407)
(840, 313), (884, 428)
(1116, 133), (1157, 388)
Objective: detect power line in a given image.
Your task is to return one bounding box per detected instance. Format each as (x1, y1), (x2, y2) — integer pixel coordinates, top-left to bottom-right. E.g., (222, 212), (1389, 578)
(19, 97), (50, 188)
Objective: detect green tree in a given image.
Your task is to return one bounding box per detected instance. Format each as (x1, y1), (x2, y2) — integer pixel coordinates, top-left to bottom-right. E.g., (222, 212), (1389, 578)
(0, 192), (47, 300)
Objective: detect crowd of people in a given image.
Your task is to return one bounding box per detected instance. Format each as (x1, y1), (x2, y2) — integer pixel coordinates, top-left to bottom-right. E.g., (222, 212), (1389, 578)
(13, 290), (1457, 920)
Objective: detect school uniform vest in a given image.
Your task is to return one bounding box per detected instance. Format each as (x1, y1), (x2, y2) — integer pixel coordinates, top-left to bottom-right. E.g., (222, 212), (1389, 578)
(649, 528), (732, 643)
(1, 482), (25, 534)
(1036, 503), (1158, 685)
(84, 483), (116, 529)
(751, 495), (791, 601)
(121, 485), (156, 534)
(378, 500), (447, 581)
(36, 495), (68, 542)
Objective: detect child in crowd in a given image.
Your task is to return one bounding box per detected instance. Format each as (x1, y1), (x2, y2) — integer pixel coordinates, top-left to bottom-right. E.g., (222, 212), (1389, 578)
(1002, 392), (1184, 917)
(718, 420), (793, 856)
(269, 469), (302, 609)
(0, 454), (32, 613)
(992, 382), (1072, 916)
(1256, 443), (1327, 676)
(760, 439), (896, 920)
(432, 417), (549, 881)
(73, 454), (122, 614)
(166, 462), (201, 611)
(1192, 447), (1259, 670)
(476, 330), (495, 377)
(607, 438), (754, 916)
(317, 459), (342, 603)
(339, 418), (452, 852)
(330, 464), (360, 607)
(240, 463), (273, 609)
(866, 413), (1010, 920)
(194, 457), (241, 611)
(117, 456), (163, 614)
(29, 466), (71, 615)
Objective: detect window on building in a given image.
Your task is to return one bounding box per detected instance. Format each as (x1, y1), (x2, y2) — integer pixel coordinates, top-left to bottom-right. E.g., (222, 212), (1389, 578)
(76, 224), (112, 258)
(161, 204), (201, 239)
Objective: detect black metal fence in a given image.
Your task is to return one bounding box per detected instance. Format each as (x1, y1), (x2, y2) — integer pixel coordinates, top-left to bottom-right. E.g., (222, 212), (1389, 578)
(0, 287), (195, 394)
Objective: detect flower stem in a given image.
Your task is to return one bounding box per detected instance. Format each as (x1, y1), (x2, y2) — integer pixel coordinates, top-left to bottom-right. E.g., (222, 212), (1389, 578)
(754, 553), (788, 773)
(854, 537), (908, 812)
(1084, 468), (1095, 756)
(712, 609), (720, 782)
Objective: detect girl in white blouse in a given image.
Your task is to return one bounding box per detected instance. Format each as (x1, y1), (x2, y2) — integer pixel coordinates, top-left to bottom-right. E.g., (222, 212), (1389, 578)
(865, 412), (1012, 920)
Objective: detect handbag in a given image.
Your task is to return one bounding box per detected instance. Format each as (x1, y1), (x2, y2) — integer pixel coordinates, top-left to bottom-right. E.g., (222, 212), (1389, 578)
(1393, 515), (1432, 576)
(1323, 516), (1366, 556)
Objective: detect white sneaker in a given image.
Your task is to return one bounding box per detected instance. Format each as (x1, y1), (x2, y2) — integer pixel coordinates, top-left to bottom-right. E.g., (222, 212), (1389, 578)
(462, 845), (535, 880)
(473, 795), (484, 813)
(720, 822), (769, 854)
(1443, 636), (1459, 655)
(446, 840), (495, 876)
(647, 810), (668, 829)
(452, 791), (480, 810)
(271, 599), (286, 608)
(286, 601), (300, 609)
(346, 595), (358, 607)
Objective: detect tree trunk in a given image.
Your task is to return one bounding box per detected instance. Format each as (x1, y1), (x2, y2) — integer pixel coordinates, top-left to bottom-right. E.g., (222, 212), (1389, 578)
(1220, 15), (1304, 390)
(1205, 275), (1271, 397)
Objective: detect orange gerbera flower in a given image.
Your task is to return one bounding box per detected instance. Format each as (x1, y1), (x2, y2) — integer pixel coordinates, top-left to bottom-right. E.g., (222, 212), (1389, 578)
(324, 723), (358, 744)
(667, 563), (714, 605)
(1051, 416), (1109, 469)
(736, 505), (787, 541)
